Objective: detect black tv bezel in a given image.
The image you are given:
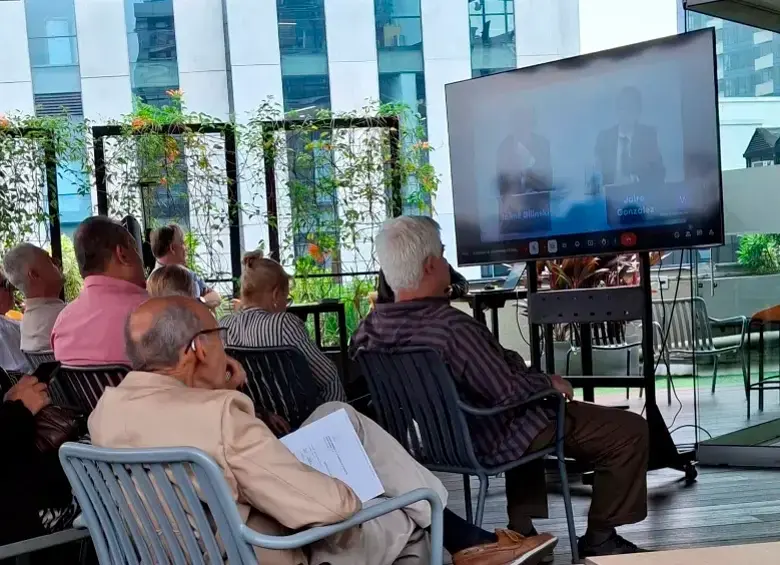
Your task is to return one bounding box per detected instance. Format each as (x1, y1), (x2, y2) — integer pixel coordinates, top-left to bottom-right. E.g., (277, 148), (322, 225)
(445, 28), (726, 267)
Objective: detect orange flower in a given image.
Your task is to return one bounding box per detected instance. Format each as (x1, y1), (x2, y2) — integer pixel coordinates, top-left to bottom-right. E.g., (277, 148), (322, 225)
(131, 117), (149, 130)
(165, 148), (180, 164)
(0, 115), (10, 128)
(308, 243), (324, 263)
(166, 88), (184, 98)
(160, 177), (168, 187)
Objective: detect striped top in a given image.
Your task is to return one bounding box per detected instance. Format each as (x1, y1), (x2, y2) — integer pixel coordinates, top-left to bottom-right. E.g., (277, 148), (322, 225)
(221, 308), (347, 403)
(351, 297), (552, 465)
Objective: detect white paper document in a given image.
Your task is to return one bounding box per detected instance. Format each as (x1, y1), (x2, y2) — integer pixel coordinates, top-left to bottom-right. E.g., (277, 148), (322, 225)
(280, 409), (385, 503)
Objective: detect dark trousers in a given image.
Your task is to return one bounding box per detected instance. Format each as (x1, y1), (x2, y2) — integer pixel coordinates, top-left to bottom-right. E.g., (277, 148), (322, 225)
(506, 401), (649, 531)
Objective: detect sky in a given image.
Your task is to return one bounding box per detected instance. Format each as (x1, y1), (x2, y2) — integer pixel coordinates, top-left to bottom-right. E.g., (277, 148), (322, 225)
(578, 0), (682, 54)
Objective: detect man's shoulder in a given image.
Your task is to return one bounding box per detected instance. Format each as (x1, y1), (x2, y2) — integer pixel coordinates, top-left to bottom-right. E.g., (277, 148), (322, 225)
(0, 315), (20, 334)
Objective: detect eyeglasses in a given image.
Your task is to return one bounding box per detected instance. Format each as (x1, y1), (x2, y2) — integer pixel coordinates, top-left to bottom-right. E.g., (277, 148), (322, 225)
(189, 327), (228, 351)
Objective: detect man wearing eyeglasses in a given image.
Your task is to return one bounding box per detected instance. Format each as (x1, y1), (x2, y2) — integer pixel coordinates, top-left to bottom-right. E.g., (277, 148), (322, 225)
(0, 268), (30, 373)
(88, 296), (559, 565)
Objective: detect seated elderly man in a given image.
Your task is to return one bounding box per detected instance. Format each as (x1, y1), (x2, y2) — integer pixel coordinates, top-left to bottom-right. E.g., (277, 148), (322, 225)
(89, 296), (557, 565)
(0, 268), (30, 372)
(351, 216), (650, 559)
(2, 243), (65, 352)
(52, 216), (148, 366)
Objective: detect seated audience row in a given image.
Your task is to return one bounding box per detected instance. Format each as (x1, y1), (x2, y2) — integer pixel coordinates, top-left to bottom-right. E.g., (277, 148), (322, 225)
(0, 214), (650, 561)
(89, 295), (556, 565)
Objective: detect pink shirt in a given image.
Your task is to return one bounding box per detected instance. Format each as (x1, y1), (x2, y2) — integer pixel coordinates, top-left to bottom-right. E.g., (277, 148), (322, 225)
(52, 275), (149, 367)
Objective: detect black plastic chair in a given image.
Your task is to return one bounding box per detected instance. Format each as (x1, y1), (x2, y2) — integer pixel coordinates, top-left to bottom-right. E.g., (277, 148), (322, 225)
(23, 350), (56, 371)
(0, 366), (19, 395)
(226, 346), (320, 430)
(355, 347), (578, 562)
(54, 365), (130, 415)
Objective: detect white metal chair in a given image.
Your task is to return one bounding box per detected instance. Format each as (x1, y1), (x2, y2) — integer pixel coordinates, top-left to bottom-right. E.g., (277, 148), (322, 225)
(652, 297), (748, 405)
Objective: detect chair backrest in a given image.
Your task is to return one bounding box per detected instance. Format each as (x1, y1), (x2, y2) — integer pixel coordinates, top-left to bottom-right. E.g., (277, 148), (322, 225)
(571, 321), (627, 347)
(55, 365), (130, 415)
(23, 350), (56, 371)
(225, 346), (319, 429)
(355, 347), (482, 474)
(59, 442), (258, 565)
(652, 297), (714, 353)
(0, 366), (18, 396)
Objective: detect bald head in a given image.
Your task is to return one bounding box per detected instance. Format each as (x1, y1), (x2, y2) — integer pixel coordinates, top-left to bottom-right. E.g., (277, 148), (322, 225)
(125, 296), (214, 371)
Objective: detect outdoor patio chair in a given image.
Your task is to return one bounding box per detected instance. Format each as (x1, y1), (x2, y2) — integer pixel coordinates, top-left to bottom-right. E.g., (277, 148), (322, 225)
(355, 347), (578, 563)
(59, 443), (444, 565)
(0, 366), (19, 395)
(54, 365), (130, 415)
(652, 297), (748, 406)
(567, 321), (643, 398)
(23, 350), (56, 371)
(226, 346), (320, 430)
(0, 528), (91, 561)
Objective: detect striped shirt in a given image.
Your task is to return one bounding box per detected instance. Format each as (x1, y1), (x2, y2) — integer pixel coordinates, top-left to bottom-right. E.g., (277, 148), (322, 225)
(221, 308), (347, 403)
(351, 297), (552, 465)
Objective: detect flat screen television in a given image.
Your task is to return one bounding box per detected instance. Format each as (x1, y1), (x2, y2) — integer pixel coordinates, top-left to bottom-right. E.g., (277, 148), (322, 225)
(445, 29), (724, 266)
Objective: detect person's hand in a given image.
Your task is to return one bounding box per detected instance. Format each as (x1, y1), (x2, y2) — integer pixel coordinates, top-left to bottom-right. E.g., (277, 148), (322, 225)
(231, 298), (242, 312)
(3, 375), (50, 415)
(550, 374), (574, 401)
(224, 356), (247, 390)
(264, 412), (291, 437)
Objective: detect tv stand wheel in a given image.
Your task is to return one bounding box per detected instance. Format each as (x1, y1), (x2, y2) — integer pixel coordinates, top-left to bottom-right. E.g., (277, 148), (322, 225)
(684, 463), (698, 485)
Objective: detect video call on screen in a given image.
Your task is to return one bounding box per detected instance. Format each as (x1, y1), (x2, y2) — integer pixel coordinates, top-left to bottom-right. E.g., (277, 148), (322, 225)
(446, 29), (724, 266)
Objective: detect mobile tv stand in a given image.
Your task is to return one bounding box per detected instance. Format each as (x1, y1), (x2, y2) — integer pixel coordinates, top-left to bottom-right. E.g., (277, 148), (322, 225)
(526, 251), (697, 482)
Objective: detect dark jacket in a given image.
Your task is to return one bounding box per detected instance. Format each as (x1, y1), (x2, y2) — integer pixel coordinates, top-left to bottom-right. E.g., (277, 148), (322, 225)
(595, 124), (665, 185)
(0, 401), (73, 545)
(376, 266), (469, 304)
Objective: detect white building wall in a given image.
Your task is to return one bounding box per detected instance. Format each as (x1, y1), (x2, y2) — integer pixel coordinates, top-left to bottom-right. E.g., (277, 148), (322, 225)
(74, 0), (133, 121)
(224, 0), (285, 255)
(578, 0), (679, 54)
(421, 0), (472, 272)
(0, 1), (34, 115)
(325, 0), (379, 112)
(173, 0), (230, 120)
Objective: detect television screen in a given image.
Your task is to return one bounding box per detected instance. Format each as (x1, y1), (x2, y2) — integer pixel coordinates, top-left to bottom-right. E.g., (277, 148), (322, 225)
(445, 29), (724, 266)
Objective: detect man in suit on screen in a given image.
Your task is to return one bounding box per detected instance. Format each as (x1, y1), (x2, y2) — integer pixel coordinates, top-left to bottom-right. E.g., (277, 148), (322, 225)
(595, 86), (665, 186)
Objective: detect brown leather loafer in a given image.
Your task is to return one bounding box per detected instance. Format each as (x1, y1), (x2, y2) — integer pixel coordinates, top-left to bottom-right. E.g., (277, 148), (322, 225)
(452, 530), (558, 565)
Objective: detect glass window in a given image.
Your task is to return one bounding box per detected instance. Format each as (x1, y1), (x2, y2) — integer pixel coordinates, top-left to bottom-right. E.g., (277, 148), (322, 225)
(277, 0), (330, 113)
(25, 0), (82, 97)
(689, 14), (780, 97)
(468, 0), (515, 76)
(124, 0), (180, 104)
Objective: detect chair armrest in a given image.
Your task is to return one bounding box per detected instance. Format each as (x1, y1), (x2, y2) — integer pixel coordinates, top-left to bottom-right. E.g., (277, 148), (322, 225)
(457, 388), (561, 417)
(710, 315), (748, 347)
(240, 488), (443, 551)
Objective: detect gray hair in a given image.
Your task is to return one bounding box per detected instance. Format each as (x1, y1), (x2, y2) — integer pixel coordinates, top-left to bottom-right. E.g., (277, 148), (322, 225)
(375, 216), (442, 292)
(2, 243), (44, 295)
(125, 301), (204, 371)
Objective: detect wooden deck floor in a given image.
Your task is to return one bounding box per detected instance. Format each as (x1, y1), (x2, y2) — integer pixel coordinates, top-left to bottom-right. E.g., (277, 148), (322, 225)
(442, 465), (780, 563)
(438, 379), (780, 563)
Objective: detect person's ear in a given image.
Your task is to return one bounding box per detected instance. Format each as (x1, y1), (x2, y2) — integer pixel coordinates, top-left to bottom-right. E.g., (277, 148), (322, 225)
(422, 256), (436, 276)
(192, 337), (208, 364)
(115, 245), (131, 267)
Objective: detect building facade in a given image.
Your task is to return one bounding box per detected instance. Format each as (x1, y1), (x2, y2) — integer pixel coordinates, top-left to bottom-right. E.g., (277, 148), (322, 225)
(0, 0), (579, 277)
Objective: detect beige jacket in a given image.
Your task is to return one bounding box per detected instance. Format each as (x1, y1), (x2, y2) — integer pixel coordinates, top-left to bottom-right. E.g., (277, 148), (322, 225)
(88, 371), (443, 565)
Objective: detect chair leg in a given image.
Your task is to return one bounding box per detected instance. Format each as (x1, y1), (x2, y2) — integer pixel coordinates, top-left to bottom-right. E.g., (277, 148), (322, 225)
(475, 475), (489, 528)
(666, 362), (672, 406)
(711, 356), (719, 395)
(463, 475), (473, 524)
(557, 452), (579, 563)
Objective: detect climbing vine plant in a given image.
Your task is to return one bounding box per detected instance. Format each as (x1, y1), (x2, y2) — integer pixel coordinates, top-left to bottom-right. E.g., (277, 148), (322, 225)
(99, 90), (247, 286)
(0, 113), (89, 253)
(0, 93), (440, 338)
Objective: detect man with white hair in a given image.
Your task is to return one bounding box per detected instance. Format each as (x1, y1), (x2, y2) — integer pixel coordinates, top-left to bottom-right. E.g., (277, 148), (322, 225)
(2, 243), (65, 352)
(352, 216), (650, 559)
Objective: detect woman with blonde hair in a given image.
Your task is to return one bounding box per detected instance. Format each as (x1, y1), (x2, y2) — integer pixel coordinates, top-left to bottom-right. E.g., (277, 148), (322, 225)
(146, 264), (198, 299)
(221, 251), (346, 403)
